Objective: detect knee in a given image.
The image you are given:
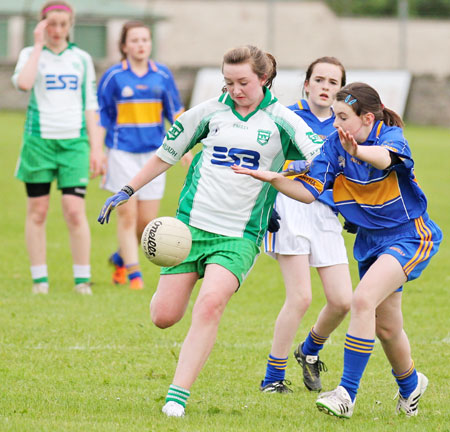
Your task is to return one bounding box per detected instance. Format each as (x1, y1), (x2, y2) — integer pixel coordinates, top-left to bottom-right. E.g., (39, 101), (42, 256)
(28, 204), (48, 225)
(351, 291), (375, 315)
(64, 207), (85, 228)
(328, 298), (351, 317)
(193, 293), (224, 324)
(149, 297), (180, 329)
(376, 322), (400, 343)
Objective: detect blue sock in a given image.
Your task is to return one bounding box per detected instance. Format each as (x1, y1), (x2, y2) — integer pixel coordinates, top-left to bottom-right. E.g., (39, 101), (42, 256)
(262, 354), (288, 387)
(111, 251), (124, 267)
(339, 334), (375, 402)
(393, 362), (418, 398)
(302, 327), (329, 357)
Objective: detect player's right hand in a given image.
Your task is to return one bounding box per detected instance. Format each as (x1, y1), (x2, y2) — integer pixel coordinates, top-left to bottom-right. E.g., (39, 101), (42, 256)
(98, 190), (130, 224)
(283, 160), (310, 175)
(34, 19), (48, 47)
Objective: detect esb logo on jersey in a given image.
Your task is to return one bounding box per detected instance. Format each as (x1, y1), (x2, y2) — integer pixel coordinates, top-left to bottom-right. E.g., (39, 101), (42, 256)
(45, 74), (79, 90)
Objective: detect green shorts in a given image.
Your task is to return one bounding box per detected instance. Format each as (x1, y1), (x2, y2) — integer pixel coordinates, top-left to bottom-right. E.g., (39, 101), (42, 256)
(15, 134), (90, 188)
(160, 225), (260, 286)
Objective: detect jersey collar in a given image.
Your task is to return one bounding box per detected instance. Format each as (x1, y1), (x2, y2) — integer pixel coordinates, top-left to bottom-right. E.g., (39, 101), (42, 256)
(365, 121), (384, 143)
(218, 87), (278, 121)
(43, 41), (74, 56)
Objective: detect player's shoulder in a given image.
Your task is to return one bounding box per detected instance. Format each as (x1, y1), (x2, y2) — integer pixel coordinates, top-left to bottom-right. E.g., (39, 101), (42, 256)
(69, 44), (93, 59)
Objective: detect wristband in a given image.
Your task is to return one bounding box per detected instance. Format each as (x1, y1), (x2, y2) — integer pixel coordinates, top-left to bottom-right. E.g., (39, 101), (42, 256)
(121, 185), (135, 197)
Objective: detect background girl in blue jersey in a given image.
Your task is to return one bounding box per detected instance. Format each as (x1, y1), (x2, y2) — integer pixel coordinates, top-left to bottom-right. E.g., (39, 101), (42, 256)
(260, 57), (353, 394)
(98, 45), (324, 417)
(98, 21), (186, 290)
(12, 1), (104, 295)
(233, 82), (442, 418)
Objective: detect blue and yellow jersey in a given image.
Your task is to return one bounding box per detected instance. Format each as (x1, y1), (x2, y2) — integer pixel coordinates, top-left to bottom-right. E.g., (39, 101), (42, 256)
(98, 59), (184, 153)
(286, 99), (336, 209)
(295, 121), (428, 229)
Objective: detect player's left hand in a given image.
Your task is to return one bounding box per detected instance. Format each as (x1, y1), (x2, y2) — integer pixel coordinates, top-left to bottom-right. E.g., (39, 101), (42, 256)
(98, 190), (130, 224)
(268, 208), (281, 233)
(343, 220), (358, 234)
(337, 126), (358, 156)
(90, 148), (106, 178)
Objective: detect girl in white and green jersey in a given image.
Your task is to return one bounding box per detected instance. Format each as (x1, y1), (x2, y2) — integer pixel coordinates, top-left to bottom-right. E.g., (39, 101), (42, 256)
(12, 1), (104, 295)
(98, 45), (323, 417)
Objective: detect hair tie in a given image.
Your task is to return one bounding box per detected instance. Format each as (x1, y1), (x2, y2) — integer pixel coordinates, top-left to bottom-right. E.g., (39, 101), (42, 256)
(344, 94), (357, 105)
(42, 5), (72, 15)
(380, 103), (385, 109)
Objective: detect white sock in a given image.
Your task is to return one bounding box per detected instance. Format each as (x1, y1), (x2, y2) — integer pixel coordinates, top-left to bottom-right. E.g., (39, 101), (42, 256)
(73, 265), (91, 279)
(31, 265), (48, 280)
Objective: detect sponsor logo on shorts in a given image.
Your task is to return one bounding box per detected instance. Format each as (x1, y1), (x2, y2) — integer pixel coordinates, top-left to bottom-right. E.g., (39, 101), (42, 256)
(75, 187), (86, 196)
(390, 246), (405, 256)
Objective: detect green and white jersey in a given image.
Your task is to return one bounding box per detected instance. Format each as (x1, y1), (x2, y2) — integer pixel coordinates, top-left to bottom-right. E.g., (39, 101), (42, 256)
(156, 88), (323, 244)
(12, 43), (98, 139)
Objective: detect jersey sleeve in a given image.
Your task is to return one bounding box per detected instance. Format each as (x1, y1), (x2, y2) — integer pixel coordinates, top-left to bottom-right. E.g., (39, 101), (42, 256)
(83, 53), (99, 111)
(156, 99), (214, 164)
(97, 68), (119, 129)
(294, 137), (340, 199)
(160, 66), (185, 124)
(11, 47), (32, 90)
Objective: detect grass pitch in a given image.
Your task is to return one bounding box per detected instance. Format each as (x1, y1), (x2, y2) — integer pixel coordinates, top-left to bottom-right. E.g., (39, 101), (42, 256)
(0, 111), (449, 431)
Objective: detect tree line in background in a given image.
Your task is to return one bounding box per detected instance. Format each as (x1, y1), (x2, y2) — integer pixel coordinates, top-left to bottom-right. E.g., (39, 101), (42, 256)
(324, 0), (450, 17)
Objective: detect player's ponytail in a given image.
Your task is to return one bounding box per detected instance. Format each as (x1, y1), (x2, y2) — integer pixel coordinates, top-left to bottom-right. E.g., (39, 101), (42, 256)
(336, 82), (404, 128)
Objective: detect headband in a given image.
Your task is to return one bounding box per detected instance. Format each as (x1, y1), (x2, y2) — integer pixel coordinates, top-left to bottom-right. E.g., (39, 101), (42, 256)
(42, 5), (72, 15)
(344, 94), (357, 105)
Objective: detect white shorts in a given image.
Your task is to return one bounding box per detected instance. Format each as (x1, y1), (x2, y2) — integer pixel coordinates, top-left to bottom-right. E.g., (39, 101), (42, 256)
(102, 148), (166, 200)
(264, 193), (348, 267)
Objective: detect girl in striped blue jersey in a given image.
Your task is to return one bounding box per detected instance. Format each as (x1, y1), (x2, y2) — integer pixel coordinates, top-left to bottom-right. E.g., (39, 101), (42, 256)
(233, 82), (442, 418)
(98, 21), (187, 290)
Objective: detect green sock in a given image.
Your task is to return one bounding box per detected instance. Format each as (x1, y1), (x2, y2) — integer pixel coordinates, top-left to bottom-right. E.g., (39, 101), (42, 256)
(165, 384), (190, 408)
(33, 276), (48, 284)
(74, 277), (89, 285)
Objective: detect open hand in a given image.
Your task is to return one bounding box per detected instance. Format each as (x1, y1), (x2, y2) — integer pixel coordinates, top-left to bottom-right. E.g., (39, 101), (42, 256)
(231, 165), (280, 183)
(337, 126), (358, 156)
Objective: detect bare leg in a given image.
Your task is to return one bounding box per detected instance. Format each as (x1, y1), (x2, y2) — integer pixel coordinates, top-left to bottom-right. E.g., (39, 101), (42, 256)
(116, 197), (139, 266)
(375, 292), (412, 374)
(270, 254), (312, 357)
(61, 194), (90, 265)
(136, 199), (160, 239)
(348, 254), (407, 339)
(25, 195), (50, 266)
(313, 263), (352, 337)
(171, 264), (239, 389)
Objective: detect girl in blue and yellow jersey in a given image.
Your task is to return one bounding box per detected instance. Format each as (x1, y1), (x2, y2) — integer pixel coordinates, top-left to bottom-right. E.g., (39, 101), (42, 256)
(233, 82), (442, 419)
(98, 21), (186, 290)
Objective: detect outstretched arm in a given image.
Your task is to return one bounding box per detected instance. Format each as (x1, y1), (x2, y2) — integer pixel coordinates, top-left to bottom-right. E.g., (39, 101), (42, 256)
(231, 165), (315, 203)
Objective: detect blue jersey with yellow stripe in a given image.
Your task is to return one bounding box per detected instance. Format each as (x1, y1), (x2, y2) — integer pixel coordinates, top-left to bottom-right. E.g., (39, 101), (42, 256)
(296, 121), (428, 229)
(287, 99), (336, 210)
(98, 60), (184, 153)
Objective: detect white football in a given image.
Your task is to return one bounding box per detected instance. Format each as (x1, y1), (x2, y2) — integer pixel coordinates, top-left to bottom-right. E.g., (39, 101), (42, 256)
(141, 217), (192, 267)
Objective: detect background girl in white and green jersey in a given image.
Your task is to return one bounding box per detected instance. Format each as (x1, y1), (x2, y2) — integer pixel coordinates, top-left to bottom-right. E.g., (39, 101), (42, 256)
(12, 1), (104, 295)
(98, 45), (323, 417)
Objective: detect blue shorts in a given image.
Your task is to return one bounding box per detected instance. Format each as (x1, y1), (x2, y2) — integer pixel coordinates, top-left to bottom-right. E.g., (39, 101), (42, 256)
(355, 214), (442, 290)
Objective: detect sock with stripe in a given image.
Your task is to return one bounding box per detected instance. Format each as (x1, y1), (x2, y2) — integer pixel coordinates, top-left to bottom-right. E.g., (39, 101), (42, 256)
(110, 251), (124, 267)
(302, 326), (329, 357)
(339, 333), (375, 402)
(73, 264), (91, 285)
(165, 384), (190, 408)
(393, 361), (418, 398)
(262, 354), (288, 387)
(126, 263), (142, 281)
(31, 265), (48, 284)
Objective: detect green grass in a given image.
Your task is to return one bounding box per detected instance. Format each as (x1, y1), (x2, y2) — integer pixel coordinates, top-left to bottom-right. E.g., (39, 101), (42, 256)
(0, 111), (449, 431)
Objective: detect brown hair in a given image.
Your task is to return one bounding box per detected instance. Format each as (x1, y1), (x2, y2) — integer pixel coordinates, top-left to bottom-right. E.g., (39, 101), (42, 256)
(119, 21), (151, 60)
(222, 45), (277, 90)
(336, 82), (404, 128)
(304, 56), (346, 97)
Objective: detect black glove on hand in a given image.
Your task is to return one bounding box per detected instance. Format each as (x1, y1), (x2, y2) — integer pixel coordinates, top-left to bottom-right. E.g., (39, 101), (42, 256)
(268, 208), (281, 233)
(343, 220), (358, 234)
